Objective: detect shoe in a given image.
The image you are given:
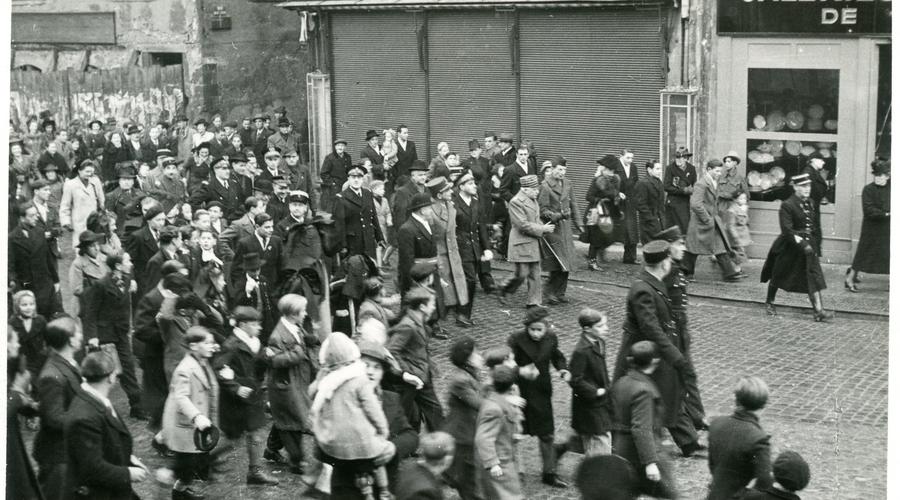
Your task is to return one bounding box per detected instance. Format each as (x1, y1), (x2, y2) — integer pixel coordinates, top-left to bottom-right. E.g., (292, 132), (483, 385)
(172, 487), (205, 500)
(723, 273), (745, 282)
(844, 280), (859, 293)
(246, 467), (279, 485)
(681, 441), (708, 458)
(432, 327), (451, 340)
(556, 296), (570, 304)
(129, 407), (149, 421)
(814, 310), (834, 323)
(546, 296), (560, 306)
(765, 302), (777, 316)
(847, 267), (862, 284)
(455, 317), (474, 328)
(588, 260), (602, 271)
(151, 438), (175, 457)
(733, 271), (749, 279)
(694, 418), (710, 432)
(541, 474), (569, 488)
(263, 448), (287, 464)
(622, 259), (638, 265)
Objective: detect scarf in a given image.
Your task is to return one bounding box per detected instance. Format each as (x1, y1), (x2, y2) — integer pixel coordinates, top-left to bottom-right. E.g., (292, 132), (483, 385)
(232, 327), (260, 354)
(310, 360), (366, 418)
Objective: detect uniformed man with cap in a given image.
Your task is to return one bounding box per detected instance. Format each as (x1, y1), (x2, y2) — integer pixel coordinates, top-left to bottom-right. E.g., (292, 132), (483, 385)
(392, 159), (430, 235)
(320, 138), (353, 213)
(334, 164), (383, 260)
(613, 240), (706, 459)
(146, 149), (186, 216)
(189, 156), (245, 222)
(266, 175), (292, 224)
(105, 162), (146, 237)
(282, 148), (316, 209)
(453, 170), (495, 323)
(761, 173), (833, 322)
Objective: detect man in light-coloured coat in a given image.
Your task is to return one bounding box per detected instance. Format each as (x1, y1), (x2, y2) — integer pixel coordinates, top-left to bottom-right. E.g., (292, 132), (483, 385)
(538, 156), (582, 304)
(425, 177), (468, 320)
(499, 175), (555, 308)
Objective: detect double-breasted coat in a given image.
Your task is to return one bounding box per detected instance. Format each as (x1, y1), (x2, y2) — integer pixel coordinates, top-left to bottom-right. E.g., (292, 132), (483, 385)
(686, 173), (732, 256)
(475, 391), (524, 500)
(213, 335), (269, 438)
(613, 270), (686, 427)
(633, 176), (667, 244)
(569, 334), (613, 435)
(60, 176), (105, 248)
(707, 410), (773, 500)
(800, 165), (828, 255)
(663, 161), (697, 234)
(538, 176), (581, 272)
(334, 187), (384, 260)
(453, 192), (490, 276)
(266, 320), (317, 432)
(9, 223), (59, 318)
(508, 329), (567, 436)
(506, 191), (546, 264)
(427, 199), (468, 307)
(161, 352), (220, 453)
(851, 180), (890, 274)
(189, 176), (245, 222)
(760, 194), (827, 294)
(64, 390), (139, 500)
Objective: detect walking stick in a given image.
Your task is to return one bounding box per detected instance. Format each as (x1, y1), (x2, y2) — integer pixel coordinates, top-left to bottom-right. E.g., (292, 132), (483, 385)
(541, 236), (569, 273)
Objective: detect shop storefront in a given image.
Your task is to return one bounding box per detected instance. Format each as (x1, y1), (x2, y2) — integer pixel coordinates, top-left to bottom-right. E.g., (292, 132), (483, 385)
(710, 0), (891, 263)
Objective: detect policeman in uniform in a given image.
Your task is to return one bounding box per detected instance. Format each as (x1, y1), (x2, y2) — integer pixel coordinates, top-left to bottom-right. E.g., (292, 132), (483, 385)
(105, 163), (145, 238)
(452, 170), (493, 327)
(653, 226), (709, 432)
(613, 240), (705, 459)
(333, 165), (384, 261)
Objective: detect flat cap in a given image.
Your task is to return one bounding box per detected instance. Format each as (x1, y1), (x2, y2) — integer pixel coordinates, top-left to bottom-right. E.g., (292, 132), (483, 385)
(498, 132), (515, 143)
(232, 306), (262, 322)
(578, 308), (606, 328)
(409, 258), (438, 281)
(143, 205), (165, 221)
(706, 159), (724, 169)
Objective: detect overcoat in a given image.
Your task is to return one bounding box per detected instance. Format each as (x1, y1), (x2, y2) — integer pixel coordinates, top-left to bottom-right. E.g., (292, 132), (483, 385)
(612, 270), (686, 427)
(610, 369), (676, 498)
(33, 198), (62, 259)
(663, 161), (697, 234)
(442, 365), (484, 447)
(475, 391), (524, 500)
(391, 180), (425, 234)
(266, 319), (317, 431)
(707, 410), (773, 500)
(633, 176), (667, 243)
(584, 173), (623, 248)
(506, 191), (545, 263)
(105, 187), (144, 238)
(232, 233), (284, 288)
(60, 176), (105, 248)
(453, 192), (490, 263)
(64, 390), (139, 500)
(161, 353), (220, 453)
(851, 180), (890, 274)
(538, 176), (581, 272)
(188, 176), (245, 222)
(800, 165), (828, 255)
(34, 352), (83, 466)
(321, 151), (353, 190)
(396, 216), (438, 293)
(277, 216), (324, 272)
(686, 173), (731, 256)
(392, 140), (418, 182)
(213, 335), (269, 438)
(7, 391), (44, 500)
(386, 314), (437, 385)
(8, 223), (59, 316)
(760, 195), (826, 294)
(615, 160), (641, 247)
(427, 199), (468, 307)
(334, 187), (383, 259)
(124, 225), (158, 293)
(9, 315), (48, 379)
(508, 329), (567, 436)
(568, 333), (613, 435)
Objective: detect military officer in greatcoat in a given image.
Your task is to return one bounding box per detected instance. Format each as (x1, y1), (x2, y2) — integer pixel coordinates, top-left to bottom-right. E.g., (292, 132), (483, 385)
(105, 163), (145, 238)
(653, 225), (708, 432)
(452, 171), (493, 327)
(612, 240), (705, 459)
(334, 165), (384, 261)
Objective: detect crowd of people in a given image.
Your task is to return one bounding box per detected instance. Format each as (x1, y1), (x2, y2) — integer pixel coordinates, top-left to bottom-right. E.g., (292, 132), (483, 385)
(6, 108), (888, 500)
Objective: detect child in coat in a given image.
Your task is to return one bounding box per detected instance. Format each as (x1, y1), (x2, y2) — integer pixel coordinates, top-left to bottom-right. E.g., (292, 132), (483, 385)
(475, 365), (524, 500)
(311, 332), (395, 500)
(739, 451), (810, 500)
(371, 180), (394, 266)
(9, 290), (48, 380)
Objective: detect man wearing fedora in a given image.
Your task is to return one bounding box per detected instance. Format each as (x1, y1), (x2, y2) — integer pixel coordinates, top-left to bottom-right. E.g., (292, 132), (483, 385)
(64, 350), (149, 500)
(392, 159), (429, 236)
(361, 129), (385, 180)
(320, 138), (353, 213)
(105, 163), (145, 238)
(267, 117), (303, 156)
(664, 147), (697, 234)
(251, 114), (273, 159)
(499, 174), (556, 308)
(124, 124), (150, 165)
(397, 193), (439, 294)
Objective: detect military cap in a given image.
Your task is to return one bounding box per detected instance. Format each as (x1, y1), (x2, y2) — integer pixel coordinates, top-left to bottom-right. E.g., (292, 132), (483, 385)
(519, 175), (539, 188)
(642, 240), (671, 264)
(288, 190), (310, 204)
(426, 177), (451, 197)
(652, 226), (684, 243)
(790, 173), (811, 186)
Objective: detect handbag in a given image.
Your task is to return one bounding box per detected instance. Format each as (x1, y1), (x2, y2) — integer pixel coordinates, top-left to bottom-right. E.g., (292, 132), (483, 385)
(596, 202), (614, 234)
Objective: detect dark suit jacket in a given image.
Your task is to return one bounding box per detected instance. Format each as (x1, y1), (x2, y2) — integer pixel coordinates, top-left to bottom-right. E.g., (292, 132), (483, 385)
(64, 391), (138, 500)
(251, 127), (273, 159)
(492, 146), (516, 167)
(569, 333), (613, 435)
(232, 234), (284, 287)
(141, 137), (163, 164)
(143, 249), (180, 299)
(610, 369), (665, 471)
(452, 193), (489, 262)
(499, 162), (528, 202)
(334, 187), (383, 259)
(189, 176), (245, 222)
(391, 180), (424, 231)
(8, 224), (59, 294)
(34, 352), (83, 465)
(82, 273), (132, 343)
(7, 391), (43, 500)
(707, 410), (773, 500)
(133, 286), (165, 359)
(396, 217), (437, 292)
(616, 160), (641, 196)
(633, 176), (667, 243)
(393, 140), (418, 181)
(360, 145), (385, 169)
(124, 225), (158, 282)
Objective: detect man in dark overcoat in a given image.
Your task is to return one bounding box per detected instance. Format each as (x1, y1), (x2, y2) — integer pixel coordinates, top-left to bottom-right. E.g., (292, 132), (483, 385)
(392, 125), (418, 189)
(396, 193), (438, 293)
(453, 171), (494, 325)
(189, 157), (245, 222)
(568, 308), (614, 456)
(250, 114), (273, 159)
(9, 202), (61, 318)
(105, 164), (145, 238)
(663, 147), (697, 234)
(334, 165), (384, 260)
(633, 160), (667, 243)
(125, 204), (165, 299)
(320, 138), (352, 213)
(231, 213), (284, 289)
(612, 240), (704, 458)
(360, 129), (385, 179)
(615, 150), (641, 264)
(64, 352), (147, 500)
(391, 160), (429, 234)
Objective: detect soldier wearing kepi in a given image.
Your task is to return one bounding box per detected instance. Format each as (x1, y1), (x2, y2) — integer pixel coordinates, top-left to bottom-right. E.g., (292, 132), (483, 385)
(613, 240), (706, 459)
(653, 225), (709, 432)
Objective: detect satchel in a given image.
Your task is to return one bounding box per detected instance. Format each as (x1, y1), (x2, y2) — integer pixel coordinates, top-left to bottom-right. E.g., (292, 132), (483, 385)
(596, 202), (614, 234)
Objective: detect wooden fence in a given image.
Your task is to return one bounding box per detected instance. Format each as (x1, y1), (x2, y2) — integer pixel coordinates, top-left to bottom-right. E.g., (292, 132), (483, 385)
(9, 65), (185, 130)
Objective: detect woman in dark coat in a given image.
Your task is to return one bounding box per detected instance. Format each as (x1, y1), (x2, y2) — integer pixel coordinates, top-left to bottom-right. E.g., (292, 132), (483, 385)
(507, 307), (571, 487)
(846, 159), (890, 291)
(663, 148), (697, 234)
(761, 174), (831, 322)
(100, 133), (134, 187)
(584, 156), (623, 270)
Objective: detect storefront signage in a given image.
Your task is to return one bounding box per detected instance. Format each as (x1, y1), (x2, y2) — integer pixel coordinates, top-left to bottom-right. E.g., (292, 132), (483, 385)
(718, 0), (892, 35)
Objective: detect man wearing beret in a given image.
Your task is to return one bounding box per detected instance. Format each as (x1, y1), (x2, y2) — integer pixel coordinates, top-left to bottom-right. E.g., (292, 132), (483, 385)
(320, 138), (353, 213)
(64, 351), (149, 499)
(613, 240), (705, 459)
(105, 163), (146, 238)
(499, 175), (556, 308)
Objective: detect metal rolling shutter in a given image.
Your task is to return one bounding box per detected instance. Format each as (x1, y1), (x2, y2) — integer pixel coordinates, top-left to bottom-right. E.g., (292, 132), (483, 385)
(519, 9), (665, 208)
(427, 11), (518, 156)
(331, 12), (427, 158)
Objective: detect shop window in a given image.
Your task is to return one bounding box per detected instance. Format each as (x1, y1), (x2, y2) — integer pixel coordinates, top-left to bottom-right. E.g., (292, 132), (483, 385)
(746, 139), (836, 202)
(747, 69), (839, 134)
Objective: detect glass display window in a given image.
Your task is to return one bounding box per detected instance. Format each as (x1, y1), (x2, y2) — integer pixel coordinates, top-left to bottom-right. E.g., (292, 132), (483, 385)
(747, 69), (839, 134)
(746, 139), (837, 202)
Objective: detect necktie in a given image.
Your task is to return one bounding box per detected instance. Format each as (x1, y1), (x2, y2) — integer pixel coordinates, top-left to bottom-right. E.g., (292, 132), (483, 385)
(223, 180), (229, 190)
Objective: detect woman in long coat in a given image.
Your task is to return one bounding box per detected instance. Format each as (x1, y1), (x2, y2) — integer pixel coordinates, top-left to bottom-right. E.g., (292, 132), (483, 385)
(538, 158), (582, 303)
(60, 160), (105, 249)
(846, 159), (890, 291)
(584, 157), (623, 269)
(684, 160), (740, 281)
(426, 179), (468, 312)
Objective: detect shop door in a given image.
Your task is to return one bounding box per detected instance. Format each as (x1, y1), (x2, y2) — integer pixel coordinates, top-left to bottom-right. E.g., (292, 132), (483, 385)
(426, 11), (518, 156)
(518, 10), (665, 206)
(331, 12), (427, 159)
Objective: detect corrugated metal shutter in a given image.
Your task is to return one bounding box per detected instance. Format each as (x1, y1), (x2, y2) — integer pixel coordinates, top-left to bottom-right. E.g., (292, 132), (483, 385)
(331, 12), (427, 158)
(427, 11), (518, 156)
(519, 9), (665, 208)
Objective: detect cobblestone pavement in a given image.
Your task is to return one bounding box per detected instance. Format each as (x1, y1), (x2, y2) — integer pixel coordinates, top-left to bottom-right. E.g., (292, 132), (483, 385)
(44, 251), (887, 499)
